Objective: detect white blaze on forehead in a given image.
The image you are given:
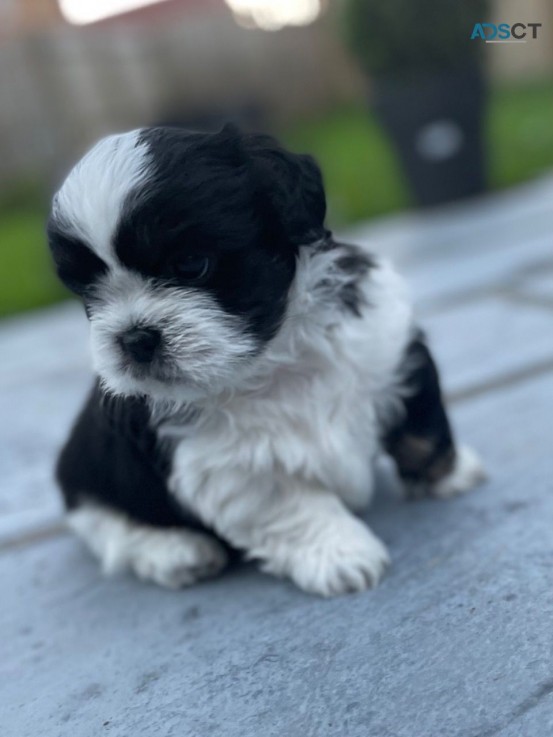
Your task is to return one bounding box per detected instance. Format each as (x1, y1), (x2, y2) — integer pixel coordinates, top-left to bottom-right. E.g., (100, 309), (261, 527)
(52, 129), (151, 266)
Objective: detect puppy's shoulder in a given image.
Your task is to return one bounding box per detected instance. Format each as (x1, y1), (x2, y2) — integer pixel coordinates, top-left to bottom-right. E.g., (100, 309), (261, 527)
(326, 240), (411, 323)
(331, 242), (414, 383)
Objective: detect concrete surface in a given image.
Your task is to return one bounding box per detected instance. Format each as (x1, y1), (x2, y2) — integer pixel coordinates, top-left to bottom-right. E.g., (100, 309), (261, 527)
(1, 175), (553, 737)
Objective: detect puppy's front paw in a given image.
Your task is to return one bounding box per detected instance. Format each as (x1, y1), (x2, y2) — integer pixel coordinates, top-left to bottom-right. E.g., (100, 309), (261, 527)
(430, 445), (487, 499)
(130, 529), (228, 589)
(275, 517), (390, 598)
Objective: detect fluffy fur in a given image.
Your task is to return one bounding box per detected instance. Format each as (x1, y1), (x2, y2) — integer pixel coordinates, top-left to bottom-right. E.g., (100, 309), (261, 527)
(48, 124), (485, 597)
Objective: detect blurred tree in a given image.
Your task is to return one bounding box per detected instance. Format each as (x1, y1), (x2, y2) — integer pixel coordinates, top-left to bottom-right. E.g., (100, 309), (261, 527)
(342, 0), (487, 79)
(341, 0), (490, 206)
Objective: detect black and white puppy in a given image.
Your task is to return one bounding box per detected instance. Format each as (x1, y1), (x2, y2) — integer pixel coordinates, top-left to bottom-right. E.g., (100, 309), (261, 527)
(47, 125), (484, 597)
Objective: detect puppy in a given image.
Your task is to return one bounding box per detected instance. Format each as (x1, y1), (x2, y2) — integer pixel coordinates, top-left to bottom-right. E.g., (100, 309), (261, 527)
(47, 125), (484, 597)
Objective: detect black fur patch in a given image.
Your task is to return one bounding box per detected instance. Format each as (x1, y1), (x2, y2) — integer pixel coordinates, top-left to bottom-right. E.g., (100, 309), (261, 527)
(315, 239), (375, 316)
(47, 223), (108, 299)
(383, 332), (456, 487)
(336, 245), (375, 316)
(56, 381), (205, 530)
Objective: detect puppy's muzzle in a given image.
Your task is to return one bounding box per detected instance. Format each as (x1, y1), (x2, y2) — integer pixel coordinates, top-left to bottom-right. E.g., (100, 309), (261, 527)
(118, 326), (161, 364)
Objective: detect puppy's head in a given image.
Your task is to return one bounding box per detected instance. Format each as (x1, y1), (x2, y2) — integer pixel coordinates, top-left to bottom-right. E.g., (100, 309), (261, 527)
(47, 125), (326, 400)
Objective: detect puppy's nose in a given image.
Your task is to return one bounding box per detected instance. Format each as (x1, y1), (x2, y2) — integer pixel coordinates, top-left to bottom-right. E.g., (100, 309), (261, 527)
(118, 327), (161, 364)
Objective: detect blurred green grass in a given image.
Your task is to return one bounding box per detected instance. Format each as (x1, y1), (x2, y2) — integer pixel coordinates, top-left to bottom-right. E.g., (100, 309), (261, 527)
(282, 78), (553, 225)
(0, 204), (65, 318)
(1, 78), (552, 319)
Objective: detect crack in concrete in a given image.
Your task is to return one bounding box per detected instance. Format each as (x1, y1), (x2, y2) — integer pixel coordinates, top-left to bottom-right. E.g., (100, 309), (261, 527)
(0, 520), (67, 553)
(448, 356), (553, 405)
(501, 289), (553, 312)
(470, 677), (553, 737)
(419, 257), (553, 318)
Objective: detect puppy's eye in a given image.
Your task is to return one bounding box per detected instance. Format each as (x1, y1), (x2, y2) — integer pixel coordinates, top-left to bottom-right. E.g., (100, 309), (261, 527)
(173, 255), (210, 282)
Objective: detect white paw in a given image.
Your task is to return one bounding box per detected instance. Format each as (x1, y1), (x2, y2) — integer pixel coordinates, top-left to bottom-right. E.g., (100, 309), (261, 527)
(129, 529), (228, 589)
(269, 517), (390, 598)
(431, 445), (487, 499)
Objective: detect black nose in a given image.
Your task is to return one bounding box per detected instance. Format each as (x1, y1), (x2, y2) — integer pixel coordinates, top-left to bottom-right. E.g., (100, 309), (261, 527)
(118, 327), (161, 364)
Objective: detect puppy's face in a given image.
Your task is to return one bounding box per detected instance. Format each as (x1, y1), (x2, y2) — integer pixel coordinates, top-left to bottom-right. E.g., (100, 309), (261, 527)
(47, 126), (326, 400)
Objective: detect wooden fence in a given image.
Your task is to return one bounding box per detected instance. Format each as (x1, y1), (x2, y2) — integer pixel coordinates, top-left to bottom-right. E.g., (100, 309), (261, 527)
(0, 15), (362, 192)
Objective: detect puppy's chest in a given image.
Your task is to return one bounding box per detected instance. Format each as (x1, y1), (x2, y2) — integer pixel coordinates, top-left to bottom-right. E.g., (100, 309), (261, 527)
(168, 372), (379, 510)
(270, 391), (378, 507)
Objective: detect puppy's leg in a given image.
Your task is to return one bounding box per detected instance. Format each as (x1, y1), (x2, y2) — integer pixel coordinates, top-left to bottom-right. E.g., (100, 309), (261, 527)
(174, 470), (389, 597)
(383, 332), (486, 498)
(68, 505), (227, 588)
(58, 382), (227, 588)
(252, 488), (390, 597)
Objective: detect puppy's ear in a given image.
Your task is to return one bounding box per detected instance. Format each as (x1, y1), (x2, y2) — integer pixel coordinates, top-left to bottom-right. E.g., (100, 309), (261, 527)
(241, 132), (327, 245)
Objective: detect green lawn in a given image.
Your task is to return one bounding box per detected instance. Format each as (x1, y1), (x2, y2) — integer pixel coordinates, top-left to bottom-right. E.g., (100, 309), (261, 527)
(1, 78), (552, 319)
(0, 204), (66, 318)
(281, 78), (553, 225)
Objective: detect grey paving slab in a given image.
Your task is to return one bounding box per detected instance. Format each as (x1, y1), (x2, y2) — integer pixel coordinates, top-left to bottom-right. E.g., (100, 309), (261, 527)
(0, 302), (88, 385)
(445, 370), (553, 477)
(421, 295), (553, 397)
(0, 373), (83, 540)
(348, 174), (553, 314)
(515, 268), (553, 305)
(0, 307), (91, 539)
(2, 373), (553, 737)
(346, 173), (553, 273)
(401, 231), (552, 314)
